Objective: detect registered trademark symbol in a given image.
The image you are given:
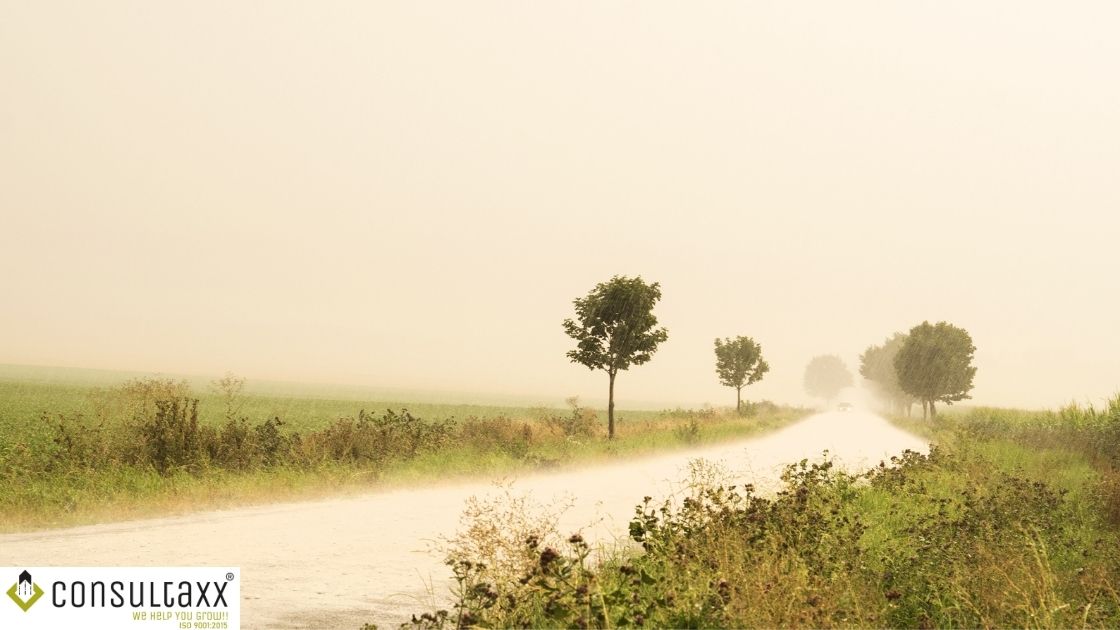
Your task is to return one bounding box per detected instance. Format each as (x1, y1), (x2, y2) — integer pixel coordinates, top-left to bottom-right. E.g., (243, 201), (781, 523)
(225, 572), (235, 581)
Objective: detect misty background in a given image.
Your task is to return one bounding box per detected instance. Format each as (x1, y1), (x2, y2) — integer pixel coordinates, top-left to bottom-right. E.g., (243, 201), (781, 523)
(1, 2), (1117, 410)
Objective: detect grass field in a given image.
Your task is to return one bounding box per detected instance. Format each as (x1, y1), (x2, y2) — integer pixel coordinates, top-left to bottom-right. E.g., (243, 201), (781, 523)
(410, 400), (1120, 628)
(0, 365), (808, 532)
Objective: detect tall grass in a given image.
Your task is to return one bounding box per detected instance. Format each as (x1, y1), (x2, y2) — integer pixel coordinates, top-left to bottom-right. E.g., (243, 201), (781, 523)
(407, 397), (1120, 629)
(0, 377), (807, 531)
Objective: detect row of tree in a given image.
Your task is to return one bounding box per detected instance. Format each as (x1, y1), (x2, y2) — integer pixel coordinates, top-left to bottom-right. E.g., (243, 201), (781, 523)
(860, 322), (977, 418)
(561, 275), (772, 438)
(562, 275), (977, 438)
(799, 320), (977, 419)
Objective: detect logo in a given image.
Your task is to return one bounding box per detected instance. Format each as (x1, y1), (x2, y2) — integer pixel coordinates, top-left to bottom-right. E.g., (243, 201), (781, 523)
(1, 567), (240, 628)
(7, 570), (44, 612)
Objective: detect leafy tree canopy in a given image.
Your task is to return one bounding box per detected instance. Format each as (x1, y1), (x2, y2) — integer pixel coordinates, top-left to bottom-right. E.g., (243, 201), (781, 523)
(803, 354), (853, 403)
(714, 336), (769, 411)
(563, 276), (668, 375)
(562, 275), (668, 438)
(893, 321), (976, 416)
(859, 333), (914, 413)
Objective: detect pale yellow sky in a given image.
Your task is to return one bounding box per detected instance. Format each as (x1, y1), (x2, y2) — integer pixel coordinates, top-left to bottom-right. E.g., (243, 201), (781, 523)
(1, 2), (1117, 409)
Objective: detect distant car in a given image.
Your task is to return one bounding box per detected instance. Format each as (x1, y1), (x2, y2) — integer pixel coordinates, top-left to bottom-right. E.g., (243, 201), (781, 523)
(837, 402), (854, 412)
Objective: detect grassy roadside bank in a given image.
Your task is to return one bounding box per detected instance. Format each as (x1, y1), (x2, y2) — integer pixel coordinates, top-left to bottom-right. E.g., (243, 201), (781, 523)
(408, 399), (1120, 628)
(0, 376), (808, 532)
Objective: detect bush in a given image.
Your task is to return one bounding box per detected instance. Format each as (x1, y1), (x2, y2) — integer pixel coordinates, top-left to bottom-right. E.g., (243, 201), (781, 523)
(658, 406), (717, 421)
(48, 412), (115, 471)
(300, 409), (456, 468)
(88, 377), (192, 427)
(255, 417), (290, 466)
(413, 445), (1120, 628)
(739, 399), (779, 417)
(38, 401), (464, 476)
(139, 398), (208, 474)
(673, 416), (701, 443)
(458, 416), (535, 459)
(541, 397), (599, 439)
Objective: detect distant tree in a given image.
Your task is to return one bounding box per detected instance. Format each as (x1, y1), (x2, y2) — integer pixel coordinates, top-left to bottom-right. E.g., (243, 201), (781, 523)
(859, 334), (915, 416)
(714, 336), (769, 414)
(803, 355), (853, 406)
(562, 276), (669, 439)
(893, 321), (977, 419)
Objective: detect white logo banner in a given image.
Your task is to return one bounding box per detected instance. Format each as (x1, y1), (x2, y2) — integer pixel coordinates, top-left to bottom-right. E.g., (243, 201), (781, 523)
(2, 567), (240, 630)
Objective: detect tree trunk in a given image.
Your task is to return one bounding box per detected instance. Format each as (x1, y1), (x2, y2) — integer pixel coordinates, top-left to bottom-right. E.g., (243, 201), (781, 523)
(608, 370), (617, 440)
(929, 400), (937, 418)
(736, 386), (742, 414)
(922, 399), (929, 420)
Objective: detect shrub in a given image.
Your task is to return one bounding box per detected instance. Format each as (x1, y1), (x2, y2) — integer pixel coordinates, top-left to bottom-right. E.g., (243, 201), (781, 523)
(458, 416), (535, 459)
(88, 377), (192, 427)
(739, 399), (779, 417)
(673, 416), (701, 443)
(413, 446), (1120, 629)
(254, 417), (290, 466)
(300, 409), (456, 468)
(542, 397), (599, 439)
(138, 398), (208, 474)
(48, 412), (115, 471)
(658, 406), (717, 421)
(210, 372), (247, 421)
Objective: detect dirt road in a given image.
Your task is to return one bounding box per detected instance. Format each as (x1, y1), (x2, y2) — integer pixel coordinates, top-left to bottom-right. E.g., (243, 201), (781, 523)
(0, 411), (926, 628)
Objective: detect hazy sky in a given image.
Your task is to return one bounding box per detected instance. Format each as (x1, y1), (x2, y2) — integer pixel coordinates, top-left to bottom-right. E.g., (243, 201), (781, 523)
(2, 2), (1117, 410)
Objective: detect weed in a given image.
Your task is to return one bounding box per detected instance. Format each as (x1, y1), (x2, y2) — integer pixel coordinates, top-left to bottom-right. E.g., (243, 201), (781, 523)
(408, 399), (1120, 628)
(458, 416), (535, 459)
(541, 397), (600, 440)
(673, 416), (701, 443)
(0, 375), (808, 530)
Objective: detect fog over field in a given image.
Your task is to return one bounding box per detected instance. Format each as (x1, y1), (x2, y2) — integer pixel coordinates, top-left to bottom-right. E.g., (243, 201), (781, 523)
(2, 2), (1118, 409)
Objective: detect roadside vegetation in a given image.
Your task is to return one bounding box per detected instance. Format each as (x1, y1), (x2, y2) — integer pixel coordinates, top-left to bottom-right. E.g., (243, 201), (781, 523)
(0, 375), (806, 532)
(406, 398), (1120, 629)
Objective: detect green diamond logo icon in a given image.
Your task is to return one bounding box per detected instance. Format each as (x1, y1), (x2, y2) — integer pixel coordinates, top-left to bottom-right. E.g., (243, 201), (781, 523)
(7, 570), (44, 612)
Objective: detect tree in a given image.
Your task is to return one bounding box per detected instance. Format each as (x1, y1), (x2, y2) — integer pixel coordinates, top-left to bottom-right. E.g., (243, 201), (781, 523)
(859, 334), (915, 416)
(894, 321), (976, 419)
(803, 355), (853, 406)
(714, 336), (769, 414)
(563, 276), (669, 439)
